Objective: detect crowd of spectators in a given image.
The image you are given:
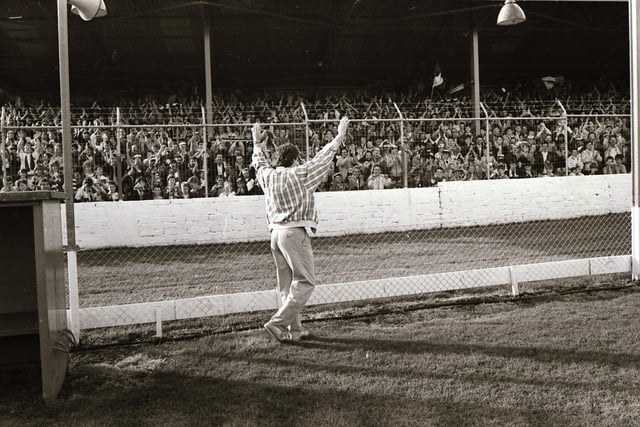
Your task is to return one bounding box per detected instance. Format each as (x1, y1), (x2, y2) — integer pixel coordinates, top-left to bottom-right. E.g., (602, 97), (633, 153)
(0, 81), (631, 201)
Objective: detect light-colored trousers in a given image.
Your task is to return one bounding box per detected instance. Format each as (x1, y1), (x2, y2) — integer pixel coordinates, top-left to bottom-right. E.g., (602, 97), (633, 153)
(269, 227), (315, 332)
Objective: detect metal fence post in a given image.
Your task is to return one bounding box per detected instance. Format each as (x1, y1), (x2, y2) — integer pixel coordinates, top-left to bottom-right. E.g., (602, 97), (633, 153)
(555, 99), (568, 176)
(67, 249), (81, 340)
(202, 106), (209, 197)
(301, 102), (310, 161)
(116, 107), (123, 197)
(630, 0), (640, 280)
(1, 107), (6, 190)
(480, 102), (490, 179)
(393, 102), (407, 188)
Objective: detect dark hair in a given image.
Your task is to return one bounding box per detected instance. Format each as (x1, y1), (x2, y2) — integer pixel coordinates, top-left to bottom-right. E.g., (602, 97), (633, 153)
(274, 143), (299, 167)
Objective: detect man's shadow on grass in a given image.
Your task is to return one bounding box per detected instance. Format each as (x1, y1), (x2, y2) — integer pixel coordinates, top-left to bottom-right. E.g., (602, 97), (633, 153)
(297, 334), (639, 368)
(0, 363), (578, 427)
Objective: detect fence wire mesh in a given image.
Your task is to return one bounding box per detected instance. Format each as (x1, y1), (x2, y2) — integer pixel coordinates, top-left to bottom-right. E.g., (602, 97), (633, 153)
(75, 213), (631, 316)
(2, 104), (631, 195)
(1, 104), (633, 333)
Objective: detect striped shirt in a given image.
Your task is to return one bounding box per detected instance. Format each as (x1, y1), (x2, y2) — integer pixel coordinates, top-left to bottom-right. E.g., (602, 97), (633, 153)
(253, 137), (342, 232)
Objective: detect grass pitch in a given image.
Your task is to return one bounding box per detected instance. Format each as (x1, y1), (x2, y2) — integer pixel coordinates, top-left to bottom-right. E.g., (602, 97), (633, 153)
(1, 277), (638, 426)
(76, 214), (630, 307)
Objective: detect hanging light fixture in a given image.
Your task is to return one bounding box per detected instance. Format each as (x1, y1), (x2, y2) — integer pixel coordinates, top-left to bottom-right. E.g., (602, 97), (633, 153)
(497, 0), (526, 26)
(69, 0), (108, 21)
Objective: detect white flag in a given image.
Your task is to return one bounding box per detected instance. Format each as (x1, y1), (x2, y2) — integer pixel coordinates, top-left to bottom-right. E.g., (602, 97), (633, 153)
(541, 76), (556, 90)
(432, 73), (444, 88)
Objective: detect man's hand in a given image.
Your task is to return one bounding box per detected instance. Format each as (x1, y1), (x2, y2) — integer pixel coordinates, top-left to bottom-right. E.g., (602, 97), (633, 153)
(251, 122), (268, 147)
(337, 116), (350, 137)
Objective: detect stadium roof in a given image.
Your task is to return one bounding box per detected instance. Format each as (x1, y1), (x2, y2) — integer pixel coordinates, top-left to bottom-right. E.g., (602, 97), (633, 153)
(0, 0), (630, 98)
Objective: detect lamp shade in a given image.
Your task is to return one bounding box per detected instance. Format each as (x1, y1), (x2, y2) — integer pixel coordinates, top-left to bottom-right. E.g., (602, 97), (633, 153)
(497, 0), (526, 26)
(69, 0), (107, 21)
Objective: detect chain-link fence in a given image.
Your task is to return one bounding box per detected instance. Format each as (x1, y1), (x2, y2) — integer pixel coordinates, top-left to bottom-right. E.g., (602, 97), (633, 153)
(75, 208), (631, 304)
(2, 102), (632, 198)
(73, 210), (631, 331)
(1, 103), (633, 336)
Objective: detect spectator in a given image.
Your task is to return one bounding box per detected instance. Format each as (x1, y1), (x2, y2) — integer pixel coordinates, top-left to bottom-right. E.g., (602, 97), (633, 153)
(235, 176), (249, 195)
(131, 176), (152, 200)
(151, 184), (165, 200)
(75, 177), (97, 202)
(218, 180), (236, 197)
(451, 167), (467, 181)
(18, 142), (38, 174)
(105, 181), (120, 201)
(580, 141), (602, 174)
(516, 141), (534, 166)
(367, 164), (391, 190)
(409, 172), (425, 188)
(1, 177), (12, 192)
(533, 141), (557, 176)
(382, 145), (403, 187)
(522, 162), (535, 178)
(602, 156), (620, 174)
(5, 144), (20, 182)
(93, 175), (111, 200)
(430, 166), (447, 186)
(1, 84), (633, 199)
(209, 153), (225, 184)
(210, 175), (225, 197)
(492, 163), (509, 179)
(49, 143), (63, 167)
(165, 175), (182, 199)
(585, 161), (600, 176)
(14, 178), (29, 192)
(506, 160), (519, 179)
(180, 181), (191, 198)
(614, 154), (627, 174)
(540, 160), (555, 177)
(329, 173), (348, 191)
(566, 148), (584, 172)
(13, 169), (29, 189)
(466, 161), (483, 181)
(603, 135), (623, 161)
(231, 155), (247, 185)
(223, 158), (237, 187)
(358, 150), (374, 182)
(335, 148), (354, 181)
(347, 165), (366, 190)
(187, 175), (204, 198)
(239, 167), (261, 195)
(568, 166), (584, 176)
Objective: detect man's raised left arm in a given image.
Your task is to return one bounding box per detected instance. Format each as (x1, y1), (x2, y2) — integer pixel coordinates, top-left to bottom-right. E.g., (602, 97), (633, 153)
(301, 116), (349, 191)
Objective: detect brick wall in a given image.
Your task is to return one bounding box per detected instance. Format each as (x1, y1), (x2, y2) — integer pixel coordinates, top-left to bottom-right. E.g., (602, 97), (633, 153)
(67, 174), (631, 249)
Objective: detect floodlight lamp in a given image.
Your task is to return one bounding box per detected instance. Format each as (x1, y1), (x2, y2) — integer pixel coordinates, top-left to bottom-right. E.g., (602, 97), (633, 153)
(497, 0), (526, 26)
(69, 0), (107, 21)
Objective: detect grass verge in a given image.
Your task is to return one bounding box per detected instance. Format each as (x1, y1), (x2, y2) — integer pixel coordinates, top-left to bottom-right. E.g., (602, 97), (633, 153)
(1, 278), (638, 426)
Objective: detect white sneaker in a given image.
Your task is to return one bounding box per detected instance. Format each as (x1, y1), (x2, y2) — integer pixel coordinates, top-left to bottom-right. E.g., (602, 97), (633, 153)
(289, 329), (310, 341)
(264, 322), (290, 343)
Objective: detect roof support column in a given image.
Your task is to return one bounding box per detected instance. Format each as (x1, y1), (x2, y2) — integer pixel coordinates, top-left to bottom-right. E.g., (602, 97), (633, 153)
(57, 0), (76, 249)
(204, 23), (213, 126)
(470, 26), (481, 136)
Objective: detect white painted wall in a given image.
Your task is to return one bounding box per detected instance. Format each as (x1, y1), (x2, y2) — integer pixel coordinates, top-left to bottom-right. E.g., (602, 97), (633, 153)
(65, 174), (631, 249)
